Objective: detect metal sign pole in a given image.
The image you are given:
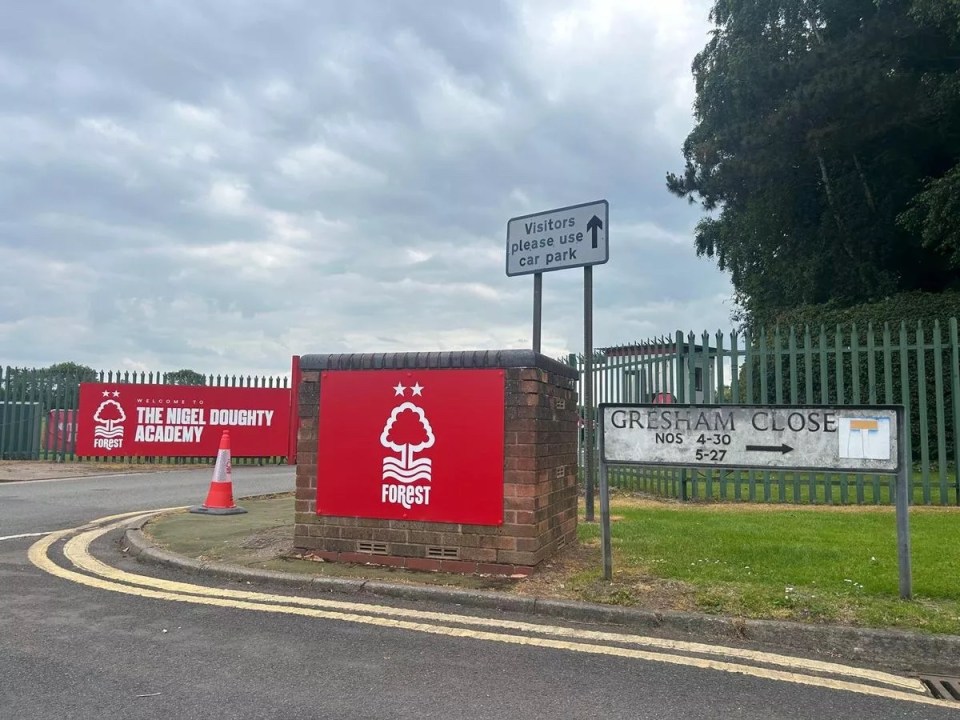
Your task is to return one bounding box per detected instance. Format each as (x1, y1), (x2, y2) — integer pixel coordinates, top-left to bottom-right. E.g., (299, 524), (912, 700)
(896, 413), (912, 600)
(505, 199), (608, 524)
(584, 266), (595, 522)
(532, 273), (543, 354)
(598, 411), (612, 580)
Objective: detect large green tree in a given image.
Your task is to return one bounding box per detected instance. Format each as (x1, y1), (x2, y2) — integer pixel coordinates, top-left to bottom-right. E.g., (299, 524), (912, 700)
(667, 0), (960, 324)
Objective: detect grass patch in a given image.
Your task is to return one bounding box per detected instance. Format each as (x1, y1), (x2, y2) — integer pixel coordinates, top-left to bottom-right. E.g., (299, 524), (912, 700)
(580, 498), (960, 634)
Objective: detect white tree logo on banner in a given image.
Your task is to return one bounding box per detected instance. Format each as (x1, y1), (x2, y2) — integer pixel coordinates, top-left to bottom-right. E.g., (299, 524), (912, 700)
(93, 398), (126, 440)
(380, 400), (435, 484)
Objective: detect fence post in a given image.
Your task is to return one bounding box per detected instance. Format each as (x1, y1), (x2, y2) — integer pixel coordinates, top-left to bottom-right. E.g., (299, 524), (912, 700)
(898, 322), (913, 503)
(759, 329), (772, 500)
(852, 323), (864, 504)
(932, 321), (948, 504)
(0, 367), (7, 460)
(951, 319), (960, 505)
(896, 411), (912, 600)
(13, 368), (28, 460)
(674, 331), (687, 501)
(288, 355), (301, 465)
(916, 321), (931, 504)
(788, 328), (800, 501)
(774, 326), (785, 501)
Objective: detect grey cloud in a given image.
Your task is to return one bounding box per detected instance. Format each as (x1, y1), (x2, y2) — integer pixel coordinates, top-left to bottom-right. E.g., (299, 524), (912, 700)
(0, 0), (729, 373)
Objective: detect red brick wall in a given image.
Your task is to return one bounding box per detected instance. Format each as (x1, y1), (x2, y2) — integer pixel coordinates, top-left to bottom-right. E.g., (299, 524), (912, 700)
(293, 354), (578, 576)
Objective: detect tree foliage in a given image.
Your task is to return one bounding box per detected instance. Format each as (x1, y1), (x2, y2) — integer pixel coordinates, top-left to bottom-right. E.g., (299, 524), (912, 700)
(767, 289), (960, 329)
(747, 290), (960, 461)
(899, 164), (960, 268)
(0, 362), (98, 406)
(2, 362), (98, 393)
(42, 362), (99, 381)
(162, 369), (207, 386)
(667, 0), (960, 325)
(911, 0), (960, 35)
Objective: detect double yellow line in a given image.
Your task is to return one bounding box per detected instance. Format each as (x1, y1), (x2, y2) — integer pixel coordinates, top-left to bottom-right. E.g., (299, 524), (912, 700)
(28, 512), (952, 710)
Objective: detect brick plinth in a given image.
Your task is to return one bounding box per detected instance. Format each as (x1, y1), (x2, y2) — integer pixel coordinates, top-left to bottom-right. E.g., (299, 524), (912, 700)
(293, 350), (579, 575)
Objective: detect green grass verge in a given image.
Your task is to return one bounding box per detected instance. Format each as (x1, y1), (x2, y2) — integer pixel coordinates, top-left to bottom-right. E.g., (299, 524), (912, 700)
(577, 500), (960, 634)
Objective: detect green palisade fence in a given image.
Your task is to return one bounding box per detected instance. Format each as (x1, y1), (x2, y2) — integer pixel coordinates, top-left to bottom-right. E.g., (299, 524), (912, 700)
(570, 320), (960, 506)
(0, 368), (290, 465)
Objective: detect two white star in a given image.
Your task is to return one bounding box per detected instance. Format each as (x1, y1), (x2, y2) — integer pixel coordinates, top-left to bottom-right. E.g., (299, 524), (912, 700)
(101, 390), (121, 398)
(392, 382), (424, 397)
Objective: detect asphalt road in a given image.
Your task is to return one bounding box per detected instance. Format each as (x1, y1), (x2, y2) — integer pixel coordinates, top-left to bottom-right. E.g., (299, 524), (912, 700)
(0, 466), (293, 537)
(1, 468), (956, 719)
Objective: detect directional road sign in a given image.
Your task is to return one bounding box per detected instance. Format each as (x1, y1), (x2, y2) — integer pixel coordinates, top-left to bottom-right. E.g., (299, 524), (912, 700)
(601, 404), (902, 473)
(506, 200), (608, 276)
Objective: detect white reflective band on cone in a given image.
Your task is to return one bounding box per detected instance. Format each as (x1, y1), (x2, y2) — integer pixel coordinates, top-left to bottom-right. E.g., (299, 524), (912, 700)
(212, 449), (231, 483)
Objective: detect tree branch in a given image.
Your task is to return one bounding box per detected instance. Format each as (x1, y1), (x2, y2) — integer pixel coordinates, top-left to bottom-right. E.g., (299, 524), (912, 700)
(851, 152), (878, 212)
(815, 149), (847, 236)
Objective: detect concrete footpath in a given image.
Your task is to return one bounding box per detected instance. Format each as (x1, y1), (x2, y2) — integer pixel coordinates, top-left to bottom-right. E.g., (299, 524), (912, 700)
(122, 498), (960, 677)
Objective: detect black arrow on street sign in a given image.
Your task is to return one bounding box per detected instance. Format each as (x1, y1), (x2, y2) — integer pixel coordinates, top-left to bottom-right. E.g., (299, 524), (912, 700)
(587, 215), (603, 248)
(745, 444), (794, 454)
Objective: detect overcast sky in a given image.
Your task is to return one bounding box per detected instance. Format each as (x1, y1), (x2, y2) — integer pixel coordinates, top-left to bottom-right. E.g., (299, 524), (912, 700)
(0, 0), (733, 376)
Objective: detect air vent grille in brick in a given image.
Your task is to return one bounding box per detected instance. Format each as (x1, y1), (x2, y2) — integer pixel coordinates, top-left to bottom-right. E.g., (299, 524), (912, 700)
(426, 546), (460, 560)
(357, 541), (388, 555)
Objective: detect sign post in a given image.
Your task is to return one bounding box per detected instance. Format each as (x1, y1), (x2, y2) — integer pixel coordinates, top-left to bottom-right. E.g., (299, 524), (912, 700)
(895, 415), (912, 599)
(598, 403), (910, 597)
(597, 407), (612, 579)
(533, 273), (543, 353)
(584, 266), (595, 520)
(506, 200), (609, 522)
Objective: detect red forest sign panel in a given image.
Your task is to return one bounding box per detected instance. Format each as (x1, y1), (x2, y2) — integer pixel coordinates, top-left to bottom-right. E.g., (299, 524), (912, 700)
(317, 369), (505, 525)
(75, 383), (290, 457)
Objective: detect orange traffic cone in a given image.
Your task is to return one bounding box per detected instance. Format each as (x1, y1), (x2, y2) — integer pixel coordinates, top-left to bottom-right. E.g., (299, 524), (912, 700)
(189, 430), (247, 515)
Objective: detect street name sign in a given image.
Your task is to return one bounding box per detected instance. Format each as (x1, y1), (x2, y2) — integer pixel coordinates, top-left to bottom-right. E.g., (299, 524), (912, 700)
(506, 200), (609, 277)
(601, 404), (902, 473)
(596, 402), (911, 597)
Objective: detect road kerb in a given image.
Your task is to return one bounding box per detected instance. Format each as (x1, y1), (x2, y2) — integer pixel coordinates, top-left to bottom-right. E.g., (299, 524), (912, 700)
(122, 520), (960, 676)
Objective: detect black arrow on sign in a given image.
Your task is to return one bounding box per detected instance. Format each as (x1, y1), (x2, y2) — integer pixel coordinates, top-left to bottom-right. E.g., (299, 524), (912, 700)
(587, 215), (603, 249)
(746, 444), (794, 454)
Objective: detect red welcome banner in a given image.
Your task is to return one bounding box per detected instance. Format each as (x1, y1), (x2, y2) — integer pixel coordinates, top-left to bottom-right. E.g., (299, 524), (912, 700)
(317, 369), (505, 525)
(75, 383), (290, 457)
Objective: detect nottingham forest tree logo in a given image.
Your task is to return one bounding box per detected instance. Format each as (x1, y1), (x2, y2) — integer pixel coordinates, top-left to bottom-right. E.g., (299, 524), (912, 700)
(379, 383), (435, 510)
(92, 392), (126, 450)
(380, 402), (435, 483)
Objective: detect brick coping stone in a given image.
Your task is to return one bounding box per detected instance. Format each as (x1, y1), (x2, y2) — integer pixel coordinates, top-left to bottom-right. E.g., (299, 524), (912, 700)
(300, 349), (578, 378)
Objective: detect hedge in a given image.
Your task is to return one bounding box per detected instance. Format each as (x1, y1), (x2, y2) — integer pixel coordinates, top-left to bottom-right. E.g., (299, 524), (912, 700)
(743, 291), (960, 467)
